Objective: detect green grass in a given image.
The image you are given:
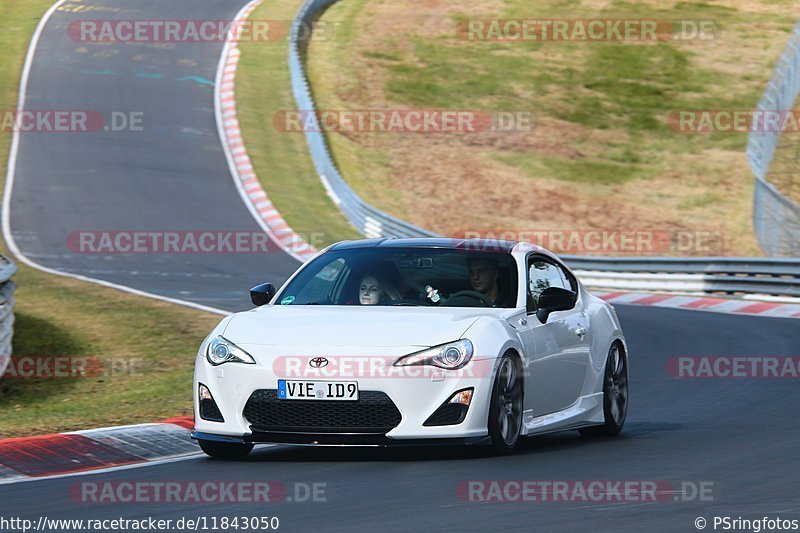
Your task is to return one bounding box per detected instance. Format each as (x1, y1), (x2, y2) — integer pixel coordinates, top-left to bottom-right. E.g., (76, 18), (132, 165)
(235, 0), (360, 245)
(499, 153), (644, 185)
(0, 0), (54, 171)
(0, 0), (222, 437)
(0, 273), (220, 437)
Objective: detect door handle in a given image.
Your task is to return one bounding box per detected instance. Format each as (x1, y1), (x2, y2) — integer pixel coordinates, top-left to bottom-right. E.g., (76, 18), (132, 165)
(574, 326), (586, 338)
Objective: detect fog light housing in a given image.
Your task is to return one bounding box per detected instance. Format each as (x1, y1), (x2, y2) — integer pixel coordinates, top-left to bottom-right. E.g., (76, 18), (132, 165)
(449, 389), (473, 406)
(423, 388), (474, 426)
(198, 383), (224, 422)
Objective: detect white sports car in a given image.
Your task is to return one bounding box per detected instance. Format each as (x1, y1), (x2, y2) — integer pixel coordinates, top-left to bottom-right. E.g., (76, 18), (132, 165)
(192, 238), (629, 458)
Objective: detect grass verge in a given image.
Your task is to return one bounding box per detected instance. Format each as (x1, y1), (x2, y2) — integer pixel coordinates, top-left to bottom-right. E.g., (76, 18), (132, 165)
(235, 0), (361, 246)
(300, 0), (798, 256)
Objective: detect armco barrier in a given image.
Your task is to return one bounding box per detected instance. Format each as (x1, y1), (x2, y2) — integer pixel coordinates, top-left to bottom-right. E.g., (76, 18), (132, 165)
(289, 0), (436, 239)
(563, 256), (800, 298)
(288, 1), (800, 298)
(0, 256), (16, 377)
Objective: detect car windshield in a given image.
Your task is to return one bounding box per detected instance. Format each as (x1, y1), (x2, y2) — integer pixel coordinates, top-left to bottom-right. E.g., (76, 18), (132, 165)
(276, 247), (518, 308)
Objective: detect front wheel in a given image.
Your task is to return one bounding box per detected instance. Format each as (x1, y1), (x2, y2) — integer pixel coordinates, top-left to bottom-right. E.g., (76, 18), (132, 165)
(198, 439), (254, 460)
(487, 353), (524, 455)
(579, 342), (628, 437)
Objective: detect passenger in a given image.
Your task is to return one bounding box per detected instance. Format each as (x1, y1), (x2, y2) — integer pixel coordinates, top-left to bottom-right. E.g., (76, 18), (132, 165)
(359, 273), (394, 305)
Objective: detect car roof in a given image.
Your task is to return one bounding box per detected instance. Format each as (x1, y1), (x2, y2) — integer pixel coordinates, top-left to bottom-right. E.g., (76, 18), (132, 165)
(328, 237), (520, 253)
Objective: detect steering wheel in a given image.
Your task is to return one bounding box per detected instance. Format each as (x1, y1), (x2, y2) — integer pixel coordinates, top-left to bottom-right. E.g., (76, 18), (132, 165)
(447, 290), (494, 307)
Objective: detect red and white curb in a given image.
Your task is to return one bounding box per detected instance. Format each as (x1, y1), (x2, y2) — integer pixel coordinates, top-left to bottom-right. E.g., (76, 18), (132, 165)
(0, 417), (198, 484)
(216, 0), (317, 263)
(597, 292), (800, 319)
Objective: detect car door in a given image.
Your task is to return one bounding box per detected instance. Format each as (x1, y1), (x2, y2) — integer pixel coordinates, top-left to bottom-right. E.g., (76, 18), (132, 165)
(523, 255), (591, 417)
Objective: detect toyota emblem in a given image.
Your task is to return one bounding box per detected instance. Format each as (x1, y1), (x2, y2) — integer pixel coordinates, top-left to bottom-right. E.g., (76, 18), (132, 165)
(309, 357), (329, 368)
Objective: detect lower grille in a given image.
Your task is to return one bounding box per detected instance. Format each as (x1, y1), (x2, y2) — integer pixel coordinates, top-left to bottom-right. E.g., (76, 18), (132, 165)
(243, 390), (402, 433)
(199, 399), (224, 422)
(424, 403), (468, 426)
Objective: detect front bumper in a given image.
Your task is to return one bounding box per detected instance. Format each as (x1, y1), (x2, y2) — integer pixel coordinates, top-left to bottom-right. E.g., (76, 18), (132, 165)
(193, 347), (497, 442)
(191, 430), (490, 447)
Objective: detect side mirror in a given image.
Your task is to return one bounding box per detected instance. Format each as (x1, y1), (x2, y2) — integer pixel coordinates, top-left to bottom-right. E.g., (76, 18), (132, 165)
(536, 287), (577, 323)
(250, 283), (276, 307)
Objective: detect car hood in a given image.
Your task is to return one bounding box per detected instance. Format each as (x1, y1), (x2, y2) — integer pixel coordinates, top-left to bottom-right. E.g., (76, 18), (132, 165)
(221, 306), (502, 348)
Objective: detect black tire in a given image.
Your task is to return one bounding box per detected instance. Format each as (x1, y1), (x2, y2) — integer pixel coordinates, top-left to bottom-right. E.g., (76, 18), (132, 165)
(198, 439), (254, 459)
(579, 342), (628, 437)
(487, 353), (524, 455)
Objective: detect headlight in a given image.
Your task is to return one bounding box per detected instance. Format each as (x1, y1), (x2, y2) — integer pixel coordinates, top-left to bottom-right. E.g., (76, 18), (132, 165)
(393, 339), (473, 370)
(206, 336), (256, 366)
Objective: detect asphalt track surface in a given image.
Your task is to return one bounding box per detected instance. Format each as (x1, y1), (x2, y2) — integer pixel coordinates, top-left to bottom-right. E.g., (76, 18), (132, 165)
(3, 1), (800, 532)
(7, 0), (299, 312)
(2, 306), (799, 531)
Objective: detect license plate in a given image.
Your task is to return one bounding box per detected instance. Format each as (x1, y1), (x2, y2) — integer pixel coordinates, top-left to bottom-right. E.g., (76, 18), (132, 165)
(277, 380), (359, 401)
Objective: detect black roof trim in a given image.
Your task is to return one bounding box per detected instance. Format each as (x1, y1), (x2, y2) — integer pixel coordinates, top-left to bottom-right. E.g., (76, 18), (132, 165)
(329, 237), (518, 253)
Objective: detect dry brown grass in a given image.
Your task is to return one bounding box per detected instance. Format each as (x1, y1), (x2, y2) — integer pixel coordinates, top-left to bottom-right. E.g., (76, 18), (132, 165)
(306, 0), (797, 256)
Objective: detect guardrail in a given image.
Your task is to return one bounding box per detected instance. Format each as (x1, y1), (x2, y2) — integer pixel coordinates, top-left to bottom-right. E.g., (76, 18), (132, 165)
(564, 256), (800, 298)
(747, 20), (800, 257)
(289, 1), (800, 299)
(289, 0), (436, 239)
(0, 256), (16, 378)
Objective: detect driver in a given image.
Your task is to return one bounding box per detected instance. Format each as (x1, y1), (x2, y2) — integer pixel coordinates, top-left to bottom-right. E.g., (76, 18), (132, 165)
(467, 257), (513, 308)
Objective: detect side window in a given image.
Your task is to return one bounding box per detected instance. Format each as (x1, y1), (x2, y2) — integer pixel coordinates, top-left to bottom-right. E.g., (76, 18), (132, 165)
(527, 258), (571, 312)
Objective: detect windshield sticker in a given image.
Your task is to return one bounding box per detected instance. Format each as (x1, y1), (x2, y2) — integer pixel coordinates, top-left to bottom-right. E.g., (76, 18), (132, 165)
(280, 296), (296, 305)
